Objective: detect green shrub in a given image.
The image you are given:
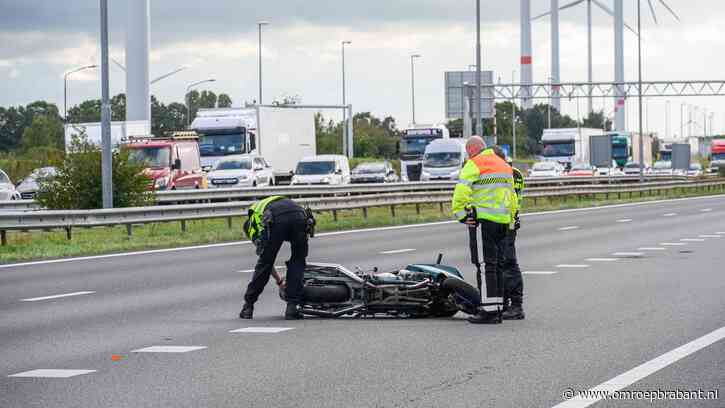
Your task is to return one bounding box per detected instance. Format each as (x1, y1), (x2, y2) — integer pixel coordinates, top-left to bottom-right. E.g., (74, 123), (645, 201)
(36, 137), (153, 209)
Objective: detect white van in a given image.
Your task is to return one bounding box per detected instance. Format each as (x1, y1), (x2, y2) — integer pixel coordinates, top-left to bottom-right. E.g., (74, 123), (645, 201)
(421, 139), (467, 181)
(291, 155), (351, 185)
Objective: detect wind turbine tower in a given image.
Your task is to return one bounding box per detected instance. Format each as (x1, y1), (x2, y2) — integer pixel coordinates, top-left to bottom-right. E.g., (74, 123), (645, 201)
(126, 0), (151, 123)
(551, 0), (561, 112)
(520, 0), (533, 109)
(614, 0), (625, 131)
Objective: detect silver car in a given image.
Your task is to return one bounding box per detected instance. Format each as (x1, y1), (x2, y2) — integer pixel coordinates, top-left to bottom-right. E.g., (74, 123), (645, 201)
(16, 167), (57, 200)
(207, 155), (275, 188)
(0, 169), (21, 200)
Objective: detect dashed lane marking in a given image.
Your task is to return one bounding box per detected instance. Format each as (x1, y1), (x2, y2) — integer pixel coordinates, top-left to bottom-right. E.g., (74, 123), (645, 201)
(660, 242), (686, 246)
(680, 238), (705, 242)
(238, 265), (286, 273)
(699, 235), (721, 238)
(638, 247), (666, 251)
(616, 219), (632, 223)
(700, 208), (713, 212)
(131, 346), (207, 353)
(380, 248), (416, 255)
(558, 226), (580, 231)
(663, 213), (677, 217)
(585, 258), (619, 262)
(551, 326), (725, 408)
(230, 327), (294, 333)
(612, 252), (644, 258)
(556, 264), (590, 268)
(20, 291), (95, 302)
(9, 369), (96, 378)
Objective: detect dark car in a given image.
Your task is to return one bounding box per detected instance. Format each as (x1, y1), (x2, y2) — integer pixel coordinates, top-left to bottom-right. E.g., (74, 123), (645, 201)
(351, 161), (398, 183)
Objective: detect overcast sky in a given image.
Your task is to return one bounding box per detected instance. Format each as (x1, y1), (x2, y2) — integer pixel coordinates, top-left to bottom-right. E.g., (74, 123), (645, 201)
(1, 0), (723, 139)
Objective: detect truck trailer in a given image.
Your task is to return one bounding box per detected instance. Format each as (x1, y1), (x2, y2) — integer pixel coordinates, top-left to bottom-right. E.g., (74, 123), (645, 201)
(540, 128), (601, 169)
(191, 106), (316, 184)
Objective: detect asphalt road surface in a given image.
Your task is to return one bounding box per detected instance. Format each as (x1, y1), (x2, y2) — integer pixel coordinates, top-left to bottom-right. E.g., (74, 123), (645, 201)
(1, 195), (724, 408)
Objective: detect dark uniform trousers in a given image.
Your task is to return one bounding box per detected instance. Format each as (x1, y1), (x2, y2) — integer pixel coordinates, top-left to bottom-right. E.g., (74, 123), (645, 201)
(479, 220), (508, 301)
(500, 229), (524, 306)
(244, 203), (308, 305)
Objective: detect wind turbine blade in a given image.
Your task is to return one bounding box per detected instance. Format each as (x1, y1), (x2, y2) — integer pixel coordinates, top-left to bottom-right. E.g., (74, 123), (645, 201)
(624, 22), (638, 36)
(592, 0), (638, 35)
(657, 0), (681, 21)
(647, 0), (659, 24)
(532, 0), (585, 20)
(111, 58), (126, 72)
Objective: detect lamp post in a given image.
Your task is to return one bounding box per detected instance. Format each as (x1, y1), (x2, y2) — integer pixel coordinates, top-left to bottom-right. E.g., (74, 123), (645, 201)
(257, 21), (269, 105)
(410, 54), (421, 125)
(475, 0), (482, 135)
(186, 79), (216, 128)
(341, 40), (352, 156)
(512, 70), (517, 159)
(547, 76), (554, 129)
(637, 0), (644, 179)
(63, 64), (98, 122)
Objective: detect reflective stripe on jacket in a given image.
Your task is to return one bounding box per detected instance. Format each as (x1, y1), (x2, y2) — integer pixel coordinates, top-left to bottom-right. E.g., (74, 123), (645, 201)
(451, 148), (515, 224)
(513, 167), (525, 208)
(244, 195), (285, 240)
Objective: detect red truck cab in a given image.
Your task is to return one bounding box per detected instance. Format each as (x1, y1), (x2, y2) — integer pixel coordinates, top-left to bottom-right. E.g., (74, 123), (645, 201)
(709, 140), (725, 174)
(124, 133), (206, 190)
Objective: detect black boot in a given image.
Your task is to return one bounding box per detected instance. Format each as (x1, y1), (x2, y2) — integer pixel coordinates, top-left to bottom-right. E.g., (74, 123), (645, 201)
(239, 303), (254, 319)
(285, 303), (304, 320)
(502, 303), (525, 320)
(467, 309), (502, 324)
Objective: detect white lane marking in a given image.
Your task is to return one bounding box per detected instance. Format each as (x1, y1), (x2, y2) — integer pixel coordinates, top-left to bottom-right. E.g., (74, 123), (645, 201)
(558, 226), (579, 231)
(717, 232), (725, 234)
(662, 213), (677, 217)
(238, 265), (286, 273)
(131, 346), (207, 353)
(638, 247), (666, 251)
(556, 264), (590, 268)
(523, 271), (558, 275)
(585, 258), (619, 262)
(699, 235), (721, 238)
(8, 369), (96, 378)
(4, 194), (725, 270)
(380, 248), (416, 255)
(616, 219), (632, 223)
(230, 327), (294, 333)
(611, 252), (644, 257)
(551, 326), (725, 408)
(700, 208), (713, 212)
(238, 269), (254, 273)
(660, 242), (686, 246)
(20, 291), (95, 302)
(680, 238), (705, 242)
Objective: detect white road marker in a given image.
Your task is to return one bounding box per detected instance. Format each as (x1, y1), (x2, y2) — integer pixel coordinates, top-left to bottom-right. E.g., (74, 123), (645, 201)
(556, 264), (590, 268)
(662, 213), (677, 217)
(238, 265), (286, 273)
(132, 346), (207, 353)
(238, 269), (254, 273)
(700, 208), (713, 212)
(523, 271), (558, 275)
(230, 327), (294, 333)
(660, 242), (686, 246)
(585, 258), (618, 262)
(552, 326), (725, 408)
(616, 219), (632, 223)
(699, 235), (721, 238)
(680, 238), (705, 242)
(8, 369), (96, 378)
(611, 252), (644, 258)
(380, 248), (416, 255)
(717, 232), (725, 235)
(558, 226), (579, 231)
(20, 291), (95, 302)
(638, 247), (666, 251)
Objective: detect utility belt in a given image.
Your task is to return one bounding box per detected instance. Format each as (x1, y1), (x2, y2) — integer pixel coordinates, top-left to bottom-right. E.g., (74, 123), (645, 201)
(255, 203), (316, 251)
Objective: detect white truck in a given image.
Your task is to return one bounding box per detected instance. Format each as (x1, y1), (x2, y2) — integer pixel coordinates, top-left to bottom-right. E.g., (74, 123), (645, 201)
(540, 128), (601, 169)
(399, 124), (450, 181)
(420, 138), (467, 181)
(191, 106), (316, 184)
(64, 120), (151, 151)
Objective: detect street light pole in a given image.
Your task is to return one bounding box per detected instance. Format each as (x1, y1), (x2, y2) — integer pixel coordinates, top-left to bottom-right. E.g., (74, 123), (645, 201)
(475, 0), (482, 136)
(512, 70), (517, 159)
(341, 41), (351, 156)
(637, 0), (644, 180)
(100, 0), (113, 208)
(186, 79), (216, 128)
(257, 21), (269, 105)
(410, 54), (421, 125)
(547, 76), (553, 129)
(63, 65), (98, 122)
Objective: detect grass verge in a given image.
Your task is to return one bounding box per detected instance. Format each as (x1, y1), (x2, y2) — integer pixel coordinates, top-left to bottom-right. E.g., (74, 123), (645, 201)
(1, 187), (723, 264)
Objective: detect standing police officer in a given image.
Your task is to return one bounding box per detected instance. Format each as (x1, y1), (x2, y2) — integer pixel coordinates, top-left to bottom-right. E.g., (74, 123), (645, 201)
(499, 155), (525, 320)
(240, 196), (313, 320)
(452, 136), (517, 324)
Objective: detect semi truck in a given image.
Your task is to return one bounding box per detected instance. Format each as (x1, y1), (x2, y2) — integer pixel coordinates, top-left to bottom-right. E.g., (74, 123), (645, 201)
(399, 124), (450, 181)
(709, 139), (725, 174)
(630, 132), (654, 169)
(611, 133), (629, 167)
(191, 106), (315, 184)
(540, 128), (601, 169)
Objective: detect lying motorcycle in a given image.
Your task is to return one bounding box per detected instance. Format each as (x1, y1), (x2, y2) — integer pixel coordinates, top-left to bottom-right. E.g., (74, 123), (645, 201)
(280, 255), (480, 318)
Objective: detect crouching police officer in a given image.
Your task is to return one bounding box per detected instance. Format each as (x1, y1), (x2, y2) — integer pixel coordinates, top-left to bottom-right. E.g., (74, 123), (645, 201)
(240, 196), (315, 320)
